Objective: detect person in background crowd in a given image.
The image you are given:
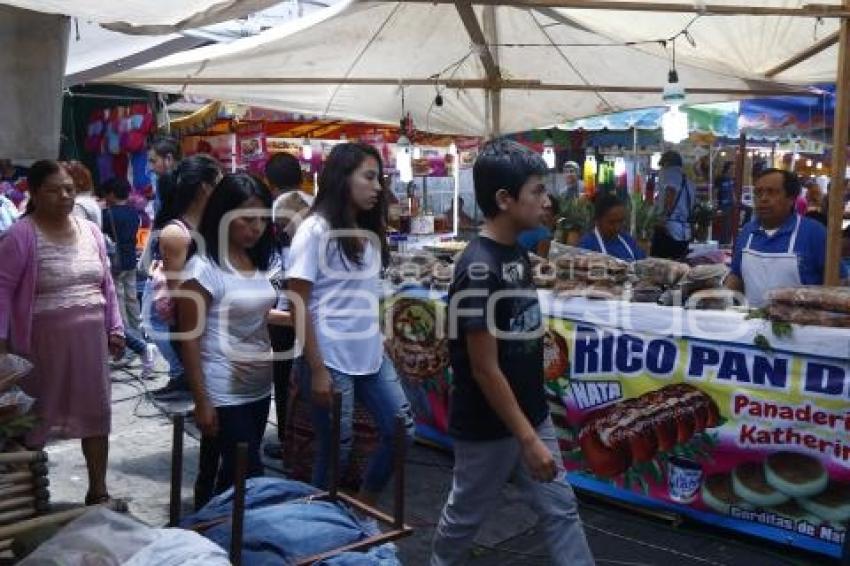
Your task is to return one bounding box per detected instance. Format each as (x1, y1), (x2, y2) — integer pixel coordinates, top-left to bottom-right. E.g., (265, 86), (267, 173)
(651, 150), (695, 260)
(714, 161), (735, 245)
(144, 155), (222, 400)
(66, 161), (102, 230)
(0, 160), (125, 505)
(0, 159), (26, 183)
(287, 143), (414, 506)
(0, 190), (20, 236)
(101, 177), (154, 374)
(445, 196), (475, 231)
(559, 160), (583, 202)
(147, 136), (180, 217)
(803, 180), (827, 226)
(725, 169), (847, 307)
(518, 193), (557, 258)
(262, 152), (305, 461)
(179, 173), (287, 497)
(579, 193), (645, 262)
(431, 140), (593, 566)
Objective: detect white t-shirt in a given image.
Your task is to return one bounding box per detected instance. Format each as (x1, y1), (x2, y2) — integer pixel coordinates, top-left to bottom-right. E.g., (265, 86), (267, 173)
(185, 255), (277, 407)
(73, 194), (102, 229)
(286, 214), (383, 375)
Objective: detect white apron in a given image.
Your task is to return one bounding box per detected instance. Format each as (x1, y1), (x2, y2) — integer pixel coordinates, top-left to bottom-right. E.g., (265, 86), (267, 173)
(595, 228), (636, 261)
(741, 214), (802, 308)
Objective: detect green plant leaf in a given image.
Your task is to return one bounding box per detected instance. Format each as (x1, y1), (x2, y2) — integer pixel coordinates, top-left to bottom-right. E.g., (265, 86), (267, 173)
(753, 334), (771, 351)
(771, 320), (794, 339)
(745, 309), (767, 321)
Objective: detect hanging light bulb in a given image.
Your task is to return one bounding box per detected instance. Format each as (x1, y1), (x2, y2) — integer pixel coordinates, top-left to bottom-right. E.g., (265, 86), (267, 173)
(806, 159), (813, 167)
(396, 135), (413, 183)
(661, 69), (688, 144)
(301, 138), (313, 160)
(542, 136), (556, 170)
(662, 106), (689, 144)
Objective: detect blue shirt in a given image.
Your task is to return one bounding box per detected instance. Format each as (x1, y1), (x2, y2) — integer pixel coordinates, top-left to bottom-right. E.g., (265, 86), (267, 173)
(102, 205), (141, 272)
(654, 166), (695, 242)
(578, 230), (646, 262)
(518, 226), (552, 253)
(730, 214), (847, 285)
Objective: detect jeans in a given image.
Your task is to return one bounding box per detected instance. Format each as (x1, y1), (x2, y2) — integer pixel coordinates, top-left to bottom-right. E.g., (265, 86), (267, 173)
(431, 417), (594, 566)
(141, 279), (184, 382)
(212, 395), (271, 494)
(296, 356), (414, 494)
(114, 269), (142, 333)
(124, 328), (147, 356)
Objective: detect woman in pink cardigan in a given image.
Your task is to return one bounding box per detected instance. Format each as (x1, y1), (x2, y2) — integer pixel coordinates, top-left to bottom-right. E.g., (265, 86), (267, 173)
(0, 160), (124, 505)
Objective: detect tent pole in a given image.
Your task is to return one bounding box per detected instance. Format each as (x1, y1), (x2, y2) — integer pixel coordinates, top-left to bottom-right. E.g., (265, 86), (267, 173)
(731, 132), (746, 245)
(631, 127), (638, 237)
(826, 4), (850, 285)
(708, 142), (714, 242)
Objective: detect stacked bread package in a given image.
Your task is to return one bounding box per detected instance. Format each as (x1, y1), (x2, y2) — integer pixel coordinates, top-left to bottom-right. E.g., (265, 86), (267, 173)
(552, 251), (630, 299)
(766, 287), (850, 328)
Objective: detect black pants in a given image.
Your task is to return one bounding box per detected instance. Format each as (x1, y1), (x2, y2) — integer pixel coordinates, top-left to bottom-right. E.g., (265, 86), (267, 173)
(269, 325), (296, 445)
(194, 396), (271, 509)
(650, 228), (690, 261)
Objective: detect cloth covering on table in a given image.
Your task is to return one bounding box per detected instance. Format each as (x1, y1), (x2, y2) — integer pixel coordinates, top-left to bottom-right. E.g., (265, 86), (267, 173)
(181, 477), (400, 566)
(18, 507), (229, 566)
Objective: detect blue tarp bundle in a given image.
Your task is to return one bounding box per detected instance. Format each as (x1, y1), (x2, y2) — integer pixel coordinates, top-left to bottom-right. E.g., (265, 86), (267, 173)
(181, 477), (401, 566)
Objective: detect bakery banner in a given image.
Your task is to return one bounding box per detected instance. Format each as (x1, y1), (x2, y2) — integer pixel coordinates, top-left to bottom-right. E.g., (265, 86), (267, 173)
(545, 318), (850, 558)
(384, 293), (850, 558)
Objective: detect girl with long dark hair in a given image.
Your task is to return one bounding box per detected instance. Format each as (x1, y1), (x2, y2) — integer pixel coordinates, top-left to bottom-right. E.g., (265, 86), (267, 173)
(178, 173), (284, 494)
(287, 143), (413, 505)
(141, 154), (221, 399)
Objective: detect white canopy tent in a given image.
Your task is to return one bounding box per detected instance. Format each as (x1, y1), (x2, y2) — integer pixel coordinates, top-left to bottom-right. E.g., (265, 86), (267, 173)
(0, 0), (285, 34)
(101, 0), (811, 137)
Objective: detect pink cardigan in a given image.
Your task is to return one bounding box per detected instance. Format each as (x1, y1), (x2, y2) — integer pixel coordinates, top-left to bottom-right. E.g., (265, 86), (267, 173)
(0, 217), (123, 356)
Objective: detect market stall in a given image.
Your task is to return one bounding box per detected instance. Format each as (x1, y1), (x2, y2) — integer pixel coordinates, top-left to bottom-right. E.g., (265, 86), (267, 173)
(383, 248), (850, 558)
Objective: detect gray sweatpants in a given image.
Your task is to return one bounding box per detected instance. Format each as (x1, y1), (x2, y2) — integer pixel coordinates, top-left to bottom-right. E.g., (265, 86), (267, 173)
(431, 417), (595, 565)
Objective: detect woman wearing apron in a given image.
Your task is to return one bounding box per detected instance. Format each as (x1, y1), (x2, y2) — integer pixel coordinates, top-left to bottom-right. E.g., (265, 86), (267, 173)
(578, 193), (645, 262)
(725, 169), (844, 308)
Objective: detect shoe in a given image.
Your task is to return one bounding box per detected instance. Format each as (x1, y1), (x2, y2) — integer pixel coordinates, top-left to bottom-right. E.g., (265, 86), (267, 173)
(150, 379), (190, 400)
(141, 344), (157, 379)
(263, 441), (283, 460)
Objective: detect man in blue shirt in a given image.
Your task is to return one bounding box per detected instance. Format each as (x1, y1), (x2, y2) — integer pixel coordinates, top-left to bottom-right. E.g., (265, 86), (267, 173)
(651, 151), (695, 260)
(726, 168), (847, 307)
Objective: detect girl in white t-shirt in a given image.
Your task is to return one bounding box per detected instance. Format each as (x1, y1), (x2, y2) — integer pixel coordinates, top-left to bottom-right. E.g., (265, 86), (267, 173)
(287, 143), (413, 505)
(178, 173), (289, 495)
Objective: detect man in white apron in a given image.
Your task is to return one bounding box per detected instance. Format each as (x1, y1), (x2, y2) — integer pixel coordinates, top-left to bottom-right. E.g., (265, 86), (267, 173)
(725, 169), (845, 308)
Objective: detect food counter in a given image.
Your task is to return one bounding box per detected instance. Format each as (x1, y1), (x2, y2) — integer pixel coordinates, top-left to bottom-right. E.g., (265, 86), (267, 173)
(384, 287), (850, 558)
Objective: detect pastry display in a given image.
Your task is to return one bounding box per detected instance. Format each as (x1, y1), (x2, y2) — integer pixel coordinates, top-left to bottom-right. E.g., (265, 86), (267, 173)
(578, 384), (720, 477)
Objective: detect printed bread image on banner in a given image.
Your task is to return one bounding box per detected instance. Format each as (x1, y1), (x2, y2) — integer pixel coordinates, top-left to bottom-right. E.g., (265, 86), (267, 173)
(544, 318), (850, 558)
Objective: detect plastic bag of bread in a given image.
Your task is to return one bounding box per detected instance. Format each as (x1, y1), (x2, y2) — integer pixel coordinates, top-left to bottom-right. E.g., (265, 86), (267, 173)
(766, 303), (850, 328)
(633, 257), (691, 287)
(767, 286), (850, 315)
(0, 354), (33, 394)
